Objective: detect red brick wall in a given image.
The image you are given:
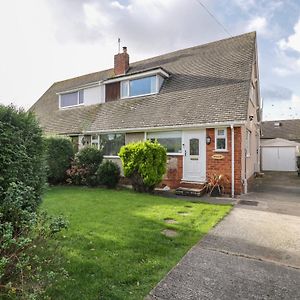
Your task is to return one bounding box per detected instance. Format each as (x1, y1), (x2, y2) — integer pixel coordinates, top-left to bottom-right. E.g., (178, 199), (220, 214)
(161, 155), (183, 189)
(114, 51), (129, 75)
(206, 127), (242, 195)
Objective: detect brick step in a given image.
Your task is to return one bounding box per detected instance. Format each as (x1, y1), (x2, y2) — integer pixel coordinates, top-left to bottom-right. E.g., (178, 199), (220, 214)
(175, 186), (207, 197)
(179, 181), (206, 189)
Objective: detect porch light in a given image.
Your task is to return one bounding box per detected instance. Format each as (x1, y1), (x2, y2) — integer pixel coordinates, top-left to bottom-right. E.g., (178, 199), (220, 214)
(206, 136), (211, 145)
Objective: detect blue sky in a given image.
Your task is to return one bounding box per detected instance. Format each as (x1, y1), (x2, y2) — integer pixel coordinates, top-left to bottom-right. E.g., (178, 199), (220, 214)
(0, 0), (300, 120)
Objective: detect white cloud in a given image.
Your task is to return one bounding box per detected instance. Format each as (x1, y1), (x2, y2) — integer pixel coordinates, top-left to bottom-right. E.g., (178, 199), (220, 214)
(278, 18), (300, 52)
(274, 18), (300, 77)
(246, 16), (268, 35)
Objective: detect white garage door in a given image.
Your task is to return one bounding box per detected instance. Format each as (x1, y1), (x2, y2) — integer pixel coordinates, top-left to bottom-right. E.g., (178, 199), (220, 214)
(262, 147), (296, 171)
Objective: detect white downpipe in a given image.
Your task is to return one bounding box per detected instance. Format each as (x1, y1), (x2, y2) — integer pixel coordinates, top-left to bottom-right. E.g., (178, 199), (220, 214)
(231, 124), (235, 198)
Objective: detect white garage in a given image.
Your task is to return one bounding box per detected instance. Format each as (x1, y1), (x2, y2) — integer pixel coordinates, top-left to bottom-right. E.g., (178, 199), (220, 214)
(261, 138), (300, 171)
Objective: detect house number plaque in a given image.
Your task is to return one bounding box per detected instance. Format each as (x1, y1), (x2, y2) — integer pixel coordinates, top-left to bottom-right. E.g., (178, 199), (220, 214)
(212, 154), (224, 160)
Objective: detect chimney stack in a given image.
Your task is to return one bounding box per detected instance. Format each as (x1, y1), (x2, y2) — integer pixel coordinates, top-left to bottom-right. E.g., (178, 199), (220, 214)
(114, 46), (129, 75)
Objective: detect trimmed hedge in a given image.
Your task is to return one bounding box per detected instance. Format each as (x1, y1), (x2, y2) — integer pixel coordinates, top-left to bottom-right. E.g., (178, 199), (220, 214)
(0, 105), (45, 211)
(119, 140), (167, 192)
(45, 136), (74, 184)
(0, 105), (68, 298)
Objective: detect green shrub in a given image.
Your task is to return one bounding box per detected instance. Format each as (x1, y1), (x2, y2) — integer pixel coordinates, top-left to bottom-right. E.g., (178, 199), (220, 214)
(67, 147), (103, 186)
(97, 160), (120, 188)
(0, 105), (46, 209)
(45, 136), (74, 184)
(0, 105), (67, 298)
(119, 140), (167, 192)
(76, 147), (103, 175)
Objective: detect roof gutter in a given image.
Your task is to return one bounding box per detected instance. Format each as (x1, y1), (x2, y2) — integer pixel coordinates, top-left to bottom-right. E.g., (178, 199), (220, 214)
(84, 120), (246, 135)
(103, 68), (170, 84)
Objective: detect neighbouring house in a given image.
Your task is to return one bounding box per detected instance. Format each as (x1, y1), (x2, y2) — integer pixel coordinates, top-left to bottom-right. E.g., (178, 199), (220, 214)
(261, 120), (300, 171)
(30, 32), (261, 195)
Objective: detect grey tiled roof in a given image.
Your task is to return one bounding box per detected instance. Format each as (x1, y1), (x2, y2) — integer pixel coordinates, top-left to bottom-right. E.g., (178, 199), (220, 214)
(30, 32), (256, 134)
(261, 119), (300, 142)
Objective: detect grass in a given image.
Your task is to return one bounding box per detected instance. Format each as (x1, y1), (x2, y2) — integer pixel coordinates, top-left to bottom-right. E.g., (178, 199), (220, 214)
(42, 186), (231, 300)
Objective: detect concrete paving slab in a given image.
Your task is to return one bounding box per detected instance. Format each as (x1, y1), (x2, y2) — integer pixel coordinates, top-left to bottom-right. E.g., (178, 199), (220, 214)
(201, 208), (300, 268)
(148, 248), (300, 300)
(147, 172), (300, 300)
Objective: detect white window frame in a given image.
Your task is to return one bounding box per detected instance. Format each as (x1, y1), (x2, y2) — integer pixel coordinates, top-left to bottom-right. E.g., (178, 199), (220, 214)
(59, 90), (84, 109)
(91, 134), (100, 150)
(147, 131), (182, 155)
(215, 128), (227, 151)
(121, 75), (158, 99)
(246, 129), (251, 157)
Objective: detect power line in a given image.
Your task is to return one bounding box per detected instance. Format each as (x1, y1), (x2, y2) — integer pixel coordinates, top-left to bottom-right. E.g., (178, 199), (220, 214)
(194, 0), (232, 37)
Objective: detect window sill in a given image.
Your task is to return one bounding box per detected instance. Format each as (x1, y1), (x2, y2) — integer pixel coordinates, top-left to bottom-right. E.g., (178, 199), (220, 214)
(214, 149), (228, 153)
(103, 155), (120, 159)
(167, 153), (183, 156)
(121, 92), (157, 99)
(59, 103), (84, 109)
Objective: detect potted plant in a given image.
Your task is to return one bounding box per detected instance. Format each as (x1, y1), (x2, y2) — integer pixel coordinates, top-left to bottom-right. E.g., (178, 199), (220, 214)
(206, 174), (229, 197)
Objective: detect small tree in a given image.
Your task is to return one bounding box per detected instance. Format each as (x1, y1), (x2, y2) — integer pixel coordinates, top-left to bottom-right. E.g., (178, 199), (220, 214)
(119, 140), (167, 192)
(45, 136), (74, 184)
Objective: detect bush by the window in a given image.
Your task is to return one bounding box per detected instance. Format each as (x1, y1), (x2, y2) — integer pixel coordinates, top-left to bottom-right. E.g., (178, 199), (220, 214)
(45, 136), (75, 184)
(76, 147), (103, 174)
(0, 105), (68, 298)
(119, 140), (167, 192)
(97, 160), (120, 188)
(67, 147), (103, 186)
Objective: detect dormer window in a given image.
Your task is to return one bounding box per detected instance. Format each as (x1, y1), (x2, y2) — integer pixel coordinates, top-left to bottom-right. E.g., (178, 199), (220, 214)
(60, 90), (84, 108)
(104, 67), (169, 101)
(121, 75), (157, 98)
(121, 75), (162, 98)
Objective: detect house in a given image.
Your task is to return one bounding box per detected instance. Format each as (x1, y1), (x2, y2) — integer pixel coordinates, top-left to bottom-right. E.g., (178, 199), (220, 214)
(30, 32), (261, 195)
(261, 120), (300, 171)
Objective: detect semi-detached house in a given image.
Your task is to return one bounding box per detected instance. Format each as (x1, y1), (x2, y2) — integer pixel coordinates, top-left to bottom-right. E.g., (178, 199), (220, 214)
(30, 32), (261, 195)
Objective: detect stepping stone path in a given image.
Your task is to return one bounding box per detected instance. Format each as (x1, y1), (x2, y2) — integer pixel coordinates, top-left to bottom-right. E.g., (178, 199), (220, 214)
(161, 229), (178, 237)
(164, 218), (179, 224)
(177, 211), (189, 216)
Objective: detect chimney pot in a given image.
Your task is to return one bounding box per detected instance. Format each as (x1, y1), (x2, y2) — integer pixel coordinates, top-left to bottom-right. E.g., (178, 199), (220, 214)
(123, 46), (127, 53)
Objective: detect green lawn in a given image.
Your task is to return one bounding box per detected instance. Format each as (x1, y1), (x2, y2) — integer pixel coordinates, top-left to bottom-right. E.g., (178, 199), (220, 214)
(42, 186), (231, 300)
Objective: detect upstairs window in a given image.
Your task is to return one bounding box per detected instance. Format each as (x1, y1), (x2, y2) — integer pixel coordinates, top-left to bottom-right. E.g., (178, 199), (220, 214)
(60, 90), (84, 108)
(121, 75), (157, 98)
(215, 128), (227, 151)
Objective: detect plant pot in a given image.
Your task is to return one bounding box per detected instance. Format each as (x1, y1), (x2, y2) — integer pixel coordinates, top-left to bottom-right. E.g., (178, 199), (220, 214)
(210, 186), (221, 197)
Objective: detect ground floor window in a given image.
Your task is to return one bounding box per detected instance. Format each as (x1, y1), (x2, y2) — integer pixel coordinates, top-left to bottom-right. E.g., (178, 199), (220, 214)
(100, 133), (125, 156)
(215, 128), (227, 151)
(147, 131), (182, 153)
(91, 135), (100, 149)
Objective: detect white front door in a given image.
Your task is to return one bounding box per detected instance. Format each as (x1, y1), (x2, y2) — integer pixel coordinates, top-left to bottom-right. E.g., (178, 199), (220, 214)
(182, 130), (206, 182)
